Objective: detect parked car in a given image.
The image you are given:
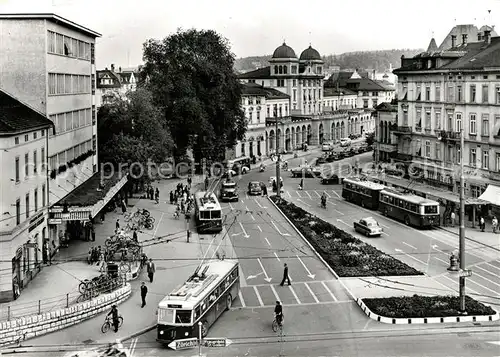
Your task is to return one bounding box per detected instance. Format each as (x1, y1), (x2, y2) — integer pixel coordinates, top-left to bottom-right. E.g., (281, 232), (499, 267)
(315, 157), (327, 165)
(290, 165), (322, 178)
(248, 181), (263, 195)
(326, 153), (339, 162)
(320, 174), (340, 185)
(340, 138), (352, 147)
(353, 217), (383, 237)
(220, 180), (239, 202)
(322, 141), (334, 151)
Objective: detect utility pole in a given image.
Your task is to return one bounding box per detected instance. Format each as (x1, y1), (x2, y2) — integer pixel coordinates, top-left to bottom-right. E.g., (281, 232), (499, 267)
(276, 118), (281, 199)
(459, 129), (466, 313)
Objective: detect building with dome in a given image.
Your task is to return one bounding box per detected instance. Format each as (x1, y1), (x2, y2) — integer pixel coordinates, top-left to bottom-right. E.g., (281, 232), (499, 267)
(232, 42), (375, 159)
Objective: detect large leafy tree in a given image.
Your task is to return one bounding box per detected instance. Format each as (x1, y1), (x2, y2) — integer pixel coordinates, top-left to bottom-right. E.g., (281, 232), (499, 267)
(141, 29), (246, 163)
(97, 88), (173, 178)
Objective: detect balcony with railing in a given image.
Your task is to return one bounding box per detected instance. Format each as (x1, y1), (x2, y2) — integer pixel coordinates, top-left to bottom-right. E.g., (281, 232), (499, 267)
(393, 126), (413, 135)
(395, 152), (413, 162)
(438, 130), (461, 142)
(378, 143), (398, 152)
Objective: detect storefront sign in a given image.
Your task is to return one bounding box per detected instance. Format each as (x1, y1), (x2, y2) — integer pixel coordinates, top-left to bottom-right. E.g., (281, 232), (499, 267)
(48, 218), (62, 225)
(28, 217), (45, 232)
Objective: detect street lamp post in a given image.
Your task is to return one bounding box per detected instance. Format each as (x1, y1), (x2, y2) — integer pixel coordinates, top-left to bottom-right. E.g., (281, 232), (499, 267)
(276, 118), (281, 199)
(459, 129), (466, 313)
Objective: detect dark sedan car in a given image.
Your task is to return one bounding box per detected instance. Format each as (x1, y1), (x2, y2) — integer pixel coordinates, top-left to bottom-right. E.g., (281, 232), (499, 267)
(220, 181), (239, 201)
(291, 165), (322, 178)
(248, 181), (263, 195)
(320, 174), (340, 185)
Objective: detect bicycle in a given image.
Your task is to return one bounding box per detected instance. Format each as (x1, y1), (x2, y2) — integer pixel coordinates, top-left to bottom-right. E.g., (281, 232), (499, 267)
(101, 315), (124, 333)
(272, 314), (284, 333)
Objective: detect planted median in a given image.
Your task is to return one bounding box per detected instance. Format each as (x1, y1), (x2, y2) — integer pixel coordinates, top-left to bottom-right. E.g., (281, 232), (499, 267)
(271, 197), (422, 277)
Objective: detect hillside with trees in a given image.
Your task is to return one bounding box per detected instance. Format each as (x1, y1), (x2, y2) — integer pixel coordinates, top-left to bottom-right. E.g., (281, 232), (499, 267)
(234, 49), (423, 73)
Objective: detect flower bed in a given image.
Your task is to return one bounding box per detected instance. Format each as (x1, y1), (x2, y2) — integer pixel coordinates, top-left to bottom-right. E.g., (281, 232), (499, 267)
(271, 197), (423, 277)
(363, 295), (495, 318)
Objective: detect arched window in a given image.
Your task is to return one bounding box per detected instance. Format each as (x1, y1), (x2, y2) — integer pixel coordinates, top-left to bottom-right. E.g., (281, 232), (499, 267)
(283, 66), (288, 74)
(278, 66), (283, 74)
(274, 66), (278, 74)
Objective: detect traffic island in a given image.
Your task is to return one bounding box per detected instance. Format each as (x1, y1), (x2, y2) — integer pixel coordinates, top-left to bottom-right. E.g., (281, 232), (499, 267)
(270, 197), (423, 277)
(357, 295), (499, 324)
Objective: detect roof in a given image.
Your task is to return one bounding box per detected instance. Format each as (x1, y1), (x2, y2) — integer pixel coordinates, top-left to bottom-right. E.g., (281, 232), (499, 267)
(381, 188), (438, 205)
(323, 87), (357, 97)
(343, 177), (386, 190)
(438, 24), (497, 51)
(241, 83), (289, 99)
(238, 66), (272, 79)
(96, 69), (122, 88)
(0, 89), (55, 136)
(427, 38), (438, 52)
(0, 13), (101, 37)
(440, 37), (500, 70)
(272, 42), (297, 59)
(52, 171), (127, 207)
(299, 45), (322, 61)
(375, 102), (397, 112)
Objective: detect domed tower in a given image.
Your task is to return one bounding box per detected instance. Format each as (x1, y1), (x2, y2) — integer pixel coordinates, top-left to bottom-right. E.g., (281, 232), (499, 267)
(298, 45), (324, 116)
(269, 42), (298, 76)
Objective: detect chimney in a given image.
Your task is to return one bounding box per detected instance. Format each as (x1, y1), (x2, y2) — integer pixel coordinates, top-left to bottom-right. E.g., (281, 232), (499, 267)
(451, 35), (457, 48)
(484, 30), (491, 45)
(462, 34), (468, 45)
(111, 64), (115, 72)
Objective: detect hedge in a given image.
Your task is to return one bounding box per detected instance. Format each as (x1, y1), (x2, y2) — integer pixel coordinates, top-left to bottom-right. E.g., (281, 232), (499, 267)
(363, 295), (496, 318)
(271, 197), (423, 277)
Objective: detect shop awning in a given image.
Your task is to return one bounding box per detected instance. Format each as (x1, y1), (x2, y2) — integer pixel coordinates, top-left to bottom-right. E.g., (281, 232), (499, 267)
(479, 184), (500, 207)
(49, 171), (128, 223)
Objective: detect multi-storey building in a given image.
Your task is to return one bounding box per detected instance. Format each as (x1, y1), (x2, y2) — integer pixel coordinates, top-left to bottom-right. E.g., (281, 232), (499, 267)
(95, 64), (140, 108)
(0, 90), (54, 301)
(393, 26), (500, 205)
(235, 43), (375, 155)
(373, 101), (398, 163)
(0, 14), (128, 300)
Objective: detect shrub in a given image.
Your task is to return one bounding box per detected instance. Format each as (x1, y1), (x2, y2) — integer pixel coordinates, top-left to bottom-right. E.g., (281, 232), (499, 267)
(271, 196), (422, 277)
(363, 295), (496, 318)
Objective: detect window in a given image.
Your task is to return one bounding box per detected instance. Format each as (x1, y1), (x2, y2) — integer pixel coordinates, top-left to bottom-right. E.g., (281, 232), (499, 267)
(416, 109), (422, 128)
(24, 153), (29, 177)
(33, 150), (37, 174)
(425, 140), (431, 158)
(372, 99), (378, 107)
(496, 153), (500, 172)
(56, 33), (64, 55)
(72, 38), (78, 57)
(42, 184), (46, 207)
(482, 85), (489, 103)
(425, 87), (430, 100)
(403, 108), (408, 125)
(48, 73), (56, 95)
(15, 137), (19, 145)
(469, 113), (477, 134)
(447, 84), (454, 102)
(483, 149), (489, 169)
(496, 86), (500, 104)
(25, 193), (30, 218)
(66, 112), (72, 131)
(435, 85), (440, 101)
(457, 85), (463, 102)
(15, 157), (20, 182)
(425, 110), (431, 129)
(92, 135), (96, 151)
(435, 111), (441, 129)
(24, 134), (29, 142)
(34, 188), (38, 212)
(363, 100), (368, 108)
(63, 36), (72, 56)
(456, 113), (462, 131)
(56, 74), (64, 94)
(470, 85), (476, 102)
(66, 147), (74, 162)
(435, 142), (441, 160)
(16, 199), (21, 225)
(291, 65), (297, 74)
(470, 148), (477, 167)
(292, 79), (296, 87)
(482, 114), (489, 136)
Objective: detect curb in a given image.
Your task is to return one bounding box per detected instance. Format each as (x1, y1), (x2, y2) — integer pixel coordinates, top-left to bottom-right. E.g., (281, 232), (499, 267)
(118, 324), (156, 343)
(355, 297), (500, 324)
(267, 196), (356, 300)
(436, 226), (500, 253)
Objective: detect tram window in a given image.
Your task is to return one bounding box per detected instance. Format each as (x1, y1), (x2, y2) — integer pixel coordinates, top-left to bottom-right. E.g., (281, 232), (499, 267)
(194, 306), (201, 320)
(410, 204), (417, 212)
(175, 310), (192, 324)
(425, 205), (438, 214)
(389, 197), (394, 204)
(201, 211), (210, 219)
(404, 201), (409, 209)
(211, 210), (221, 219)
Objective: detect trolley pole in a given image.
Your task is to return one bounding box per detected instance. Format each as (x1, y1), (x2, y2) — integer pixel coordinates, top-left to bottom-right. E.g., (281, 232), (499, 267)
(276, 118), (281, 199)
(459, 129), (466, 313)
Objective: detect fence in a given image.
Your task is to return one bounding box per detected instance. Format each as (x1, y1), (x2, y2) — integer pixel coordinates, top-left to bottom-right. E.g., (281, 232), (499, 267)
(0, 275), (125, 321)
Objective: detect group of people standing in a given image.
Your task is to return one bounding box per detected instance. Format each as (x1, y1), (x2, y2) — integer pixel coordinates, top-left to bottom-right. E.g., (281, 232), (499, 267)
(87, 246), (106, 272)
(146, 185), (160, 203)
(170, 181), (194, 217)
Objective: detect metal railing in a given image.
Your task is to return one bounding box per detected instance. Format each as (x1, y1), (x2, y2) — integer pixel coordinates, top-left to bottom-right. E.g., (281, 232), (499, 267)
(0, 275), (125, 321)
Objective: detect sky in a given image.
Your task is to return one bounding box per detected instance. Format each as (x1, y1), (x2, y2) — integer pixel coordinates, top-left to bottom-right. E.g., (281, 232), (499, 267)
(1, 0), (499, 69)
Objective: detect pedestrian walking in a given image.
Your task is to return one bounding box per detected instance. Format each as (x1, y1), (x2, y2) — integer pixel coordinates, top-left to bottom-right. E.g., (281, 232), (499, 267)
(147, 258), (156, 283)
(450, 211), (456, 227)
(279, 263), (291, 286)
(116, 219), (120, 231)
(133, 228), (138, 242)
(150, 187), (155, 201)
(169, 191), (174, 204)
(140, 282), (148, 308)
(480, 216), (485, 232)
(155, 188), (160, 204)
(299, 179), (304, 190)
(492, 216), (498, 233)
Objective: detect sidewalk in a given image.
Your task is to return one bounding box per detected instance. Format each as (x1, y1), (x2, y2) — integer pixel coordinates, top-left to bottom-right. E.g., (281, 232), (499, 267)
(11, 175), (223, 348)
(439, 223), (500, 251)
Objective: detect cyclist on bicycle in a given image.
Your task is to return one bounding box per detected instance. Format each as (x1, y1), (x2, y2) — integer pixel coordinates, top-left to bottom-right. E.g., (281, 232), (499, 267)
(107, 305), (120, 332)
(320, 192), (327, 209)
(274, 301), (283, 326)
